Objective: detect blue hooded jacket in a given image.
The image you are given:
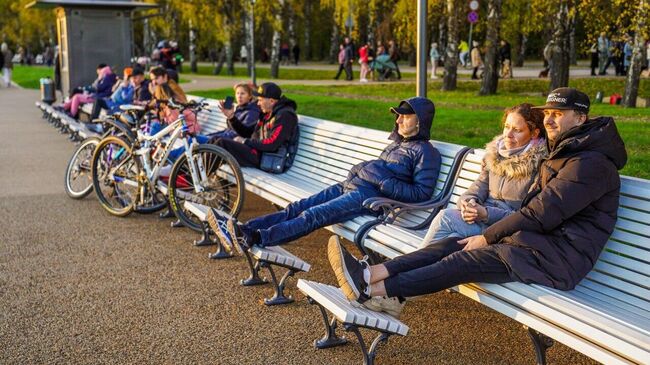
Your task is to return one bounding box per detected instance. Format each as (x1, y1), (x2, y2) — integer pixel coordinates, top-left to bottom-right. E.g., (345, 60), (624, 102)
(343, 97), (442, 203)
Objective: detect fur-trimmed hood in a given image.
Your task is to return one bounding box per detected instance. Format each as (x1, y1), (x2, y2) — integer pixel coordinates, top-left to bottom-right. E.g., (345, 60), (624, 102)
(484, 136), (548, 179)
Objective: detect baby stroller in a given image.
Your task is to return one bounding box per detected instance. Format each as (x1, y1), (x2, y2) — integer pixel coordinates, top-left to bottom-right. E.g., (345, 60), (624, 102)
(371, 54), (397, 81)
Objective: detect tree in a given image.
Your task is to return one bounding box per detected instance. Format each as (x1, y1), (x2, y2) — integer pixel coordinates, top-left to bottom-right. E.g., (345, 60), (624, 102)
(269, 0), (285, 78)
(442, 0), (460, 91)
(549, 0), (573, 91)
(479, 0), (502, 95)
(623, 0), (649, 107)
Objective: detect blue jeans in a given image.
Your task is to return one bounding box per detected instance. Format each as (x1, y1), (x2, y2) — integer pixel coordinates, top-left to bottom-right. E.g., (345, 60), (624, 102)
(242, 183), (379, 247)
(420, 208), (486, 248)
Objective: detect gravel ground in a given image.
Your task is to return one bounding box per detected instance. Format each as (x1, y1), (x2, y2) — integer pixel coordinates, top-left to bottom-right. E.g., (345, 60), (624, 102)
(0, 88), (597, 365)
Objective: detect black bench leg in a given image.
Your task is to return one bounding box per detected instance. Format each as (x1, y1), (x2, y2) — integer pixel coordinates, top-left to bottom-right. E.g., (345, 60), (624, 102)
(343, 323), (391, 365)
(307, 297), (348, 349)
(240, 251), (268, 286)
(525, 326), (554, 365)
(260, 263), (295, 306)
(195, 221), (217, 247)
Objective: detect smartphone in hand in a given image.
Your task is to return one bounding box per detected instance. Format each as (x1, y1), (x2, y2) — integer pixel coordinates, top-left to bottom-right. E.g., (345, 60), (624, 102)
(223, 96), (234, 110)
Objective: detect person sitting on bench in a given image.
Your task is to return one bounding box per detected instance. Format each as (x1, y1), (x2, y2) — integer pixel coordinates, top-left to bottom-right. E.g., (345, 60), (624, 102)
(207, 96), (442, 255)
(208, 82), (299, 171)
(61, 63), (116, 118)
(420, 103), (548, 247)
(327, 87), (627, 318)
(209, 82), (261, 140)
(89, 67), (152, 121)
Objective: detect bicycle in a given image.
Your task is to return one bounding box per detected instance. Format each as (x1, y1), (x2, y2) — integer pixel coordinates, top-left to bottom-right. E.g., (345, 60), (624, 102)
(91, 100), (245, 225)
(63, 111), (141, 200)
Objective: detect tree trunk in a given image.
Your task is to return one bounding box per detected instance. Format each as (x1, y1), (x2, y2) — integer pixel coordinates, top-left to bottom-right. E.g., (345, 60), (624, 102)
(569, 13), (577, 65)
(329, 22), (339, 64)
(438, 20), (446, 59)
(515, 33), (526, 67)
(214, 47), (225, 75)
(245, 4), (254, 76)
(480, 0), (502, 95)
(442, 0), (459, 91)
(303, 0), (312, 61)
(189, 19), (197, 73)
(225, 40), (234, 76)
(623, 0), (648, 107)
(270, 0), (284, 78)
(549, 0), (571, 91)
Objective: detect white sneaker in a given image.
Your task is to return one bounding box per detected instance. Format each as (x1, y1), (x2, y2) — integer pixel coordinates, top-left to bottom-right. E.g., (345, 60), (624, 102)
(360, 78), (368, 83)
(362, 296), (405, 319)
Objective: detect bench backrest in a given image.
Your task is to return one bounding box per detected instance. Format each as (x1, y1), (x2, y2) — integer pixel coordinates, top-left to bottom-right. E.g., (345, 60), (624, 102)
(191, 96), (468, 226)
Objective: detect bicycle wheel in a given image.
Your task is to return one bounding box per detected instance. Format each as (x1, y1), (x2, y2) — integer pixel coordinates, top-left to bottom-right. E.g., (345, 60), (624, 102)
(133, 181), (168, 214)
(168, 144), (245, 231)
(91, 136), (139, 217)
(64, 137), (100, 199)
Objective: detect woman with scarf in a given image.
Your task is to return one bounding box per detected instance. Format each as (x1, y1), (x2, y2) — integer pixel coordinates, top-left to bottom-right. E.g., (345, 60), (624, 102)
(420, 103), (547, 247)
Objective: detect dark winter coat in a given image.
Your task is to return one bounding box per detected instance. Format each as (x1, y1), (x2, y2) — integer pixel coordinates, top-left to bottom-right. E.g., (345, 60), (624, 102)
(227, 101), (262, 137)
(344, 97), (442, 203)
(93, 67), (117, 99)
(483, 117), (627, 290)
(242, 96), (299, 155)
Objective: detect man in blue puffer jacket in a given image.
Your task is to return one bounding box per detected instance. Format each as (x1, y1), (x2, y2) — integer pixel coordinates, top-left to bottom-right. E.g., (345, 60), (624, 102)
(207, 96), (442, 254)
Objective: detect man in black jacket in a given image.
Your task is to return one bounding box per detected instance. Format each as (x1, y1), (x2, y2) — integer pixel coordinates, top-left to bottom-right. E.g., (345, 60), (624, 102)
(210, 82), (298, 169)
(329, 87), (627, 318)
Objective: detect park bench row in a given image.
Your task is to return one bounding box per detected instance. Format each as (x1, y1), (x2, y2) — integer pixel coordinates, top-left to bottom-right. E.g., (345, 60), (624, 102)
(35, 98), (650, 365)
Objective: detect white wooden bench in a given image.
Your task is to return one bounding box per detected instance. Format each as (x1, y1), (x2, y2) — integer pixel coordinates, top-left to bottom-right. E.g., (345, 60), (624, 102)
(298, 279), (409, 365)
(305, 147), (650, 365)
(181, 97), (470, 305)
(35, 101), (100, 141)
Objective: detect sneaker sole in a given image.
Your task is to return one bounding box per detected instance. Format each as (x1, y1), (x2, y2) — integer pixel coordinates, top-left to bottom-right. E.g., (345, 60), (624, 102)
(327, 236), (360, 302)
(226, 219), (245, 255)
(206, 209), (232, 253)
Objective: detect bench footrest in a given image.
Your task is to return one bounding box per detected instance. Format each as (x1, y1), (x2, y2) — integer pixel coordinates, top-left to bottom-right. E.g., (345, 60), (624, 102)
(250, 246), (311, 306)
(240, 251), (268, 286)
(307, 297), (348, 349)
(526, 325), (554, 365)
(194, 220), (217, 247)
(343, 324), (392, 365)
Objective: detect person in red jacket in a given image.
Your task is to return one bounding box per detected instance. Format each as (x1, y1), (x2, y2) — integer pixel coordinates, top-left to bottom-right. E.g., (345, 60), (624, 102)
(210, 82), (298, 169)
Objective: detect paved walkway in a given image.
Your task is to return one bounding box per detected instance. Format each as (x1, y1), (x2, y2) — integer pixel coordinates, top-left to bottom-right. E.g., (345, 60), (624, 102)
(0, 87), (596, 364)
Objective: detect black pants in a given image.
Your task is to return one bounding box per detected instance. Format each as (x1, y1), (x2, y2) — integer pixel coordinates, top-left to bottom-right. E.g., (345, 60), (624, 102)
(383, 237), (513, 298)
(211, 138), (260, 168)
(334, 64), (345, 79)
(90, 98), (109, 120)
(472, 67), (480, 79)
(344, 62), (353, 80)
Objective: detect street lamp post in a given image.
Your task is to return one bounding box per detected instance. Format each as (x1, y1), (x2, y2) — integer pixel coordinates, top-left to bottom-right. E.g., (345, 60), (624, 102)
(250, 0), (256, 86)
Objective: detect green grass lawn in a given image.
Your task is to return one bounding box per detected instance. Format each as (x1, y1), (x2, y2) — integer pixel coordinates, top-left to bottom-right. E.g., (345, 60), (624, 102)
(12, 65), (54, 89)
(192, 79), (650, 179)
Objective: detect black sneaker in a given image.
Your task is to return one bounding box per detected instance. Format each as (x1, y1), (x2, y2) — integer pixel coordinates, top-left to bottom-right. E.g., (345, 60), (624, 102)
(327, 235), (370, 304)
(226, 218), (251, 255)
(206, 208), (233, 253)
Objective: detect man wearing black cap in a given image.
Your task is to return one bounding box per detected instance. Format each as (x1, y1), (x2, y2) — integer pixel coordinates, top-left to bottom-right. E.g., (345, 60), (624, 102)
(210, 82), (299, 170)
(207, 96), (441, 256)
(327, 87), (627, 318)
